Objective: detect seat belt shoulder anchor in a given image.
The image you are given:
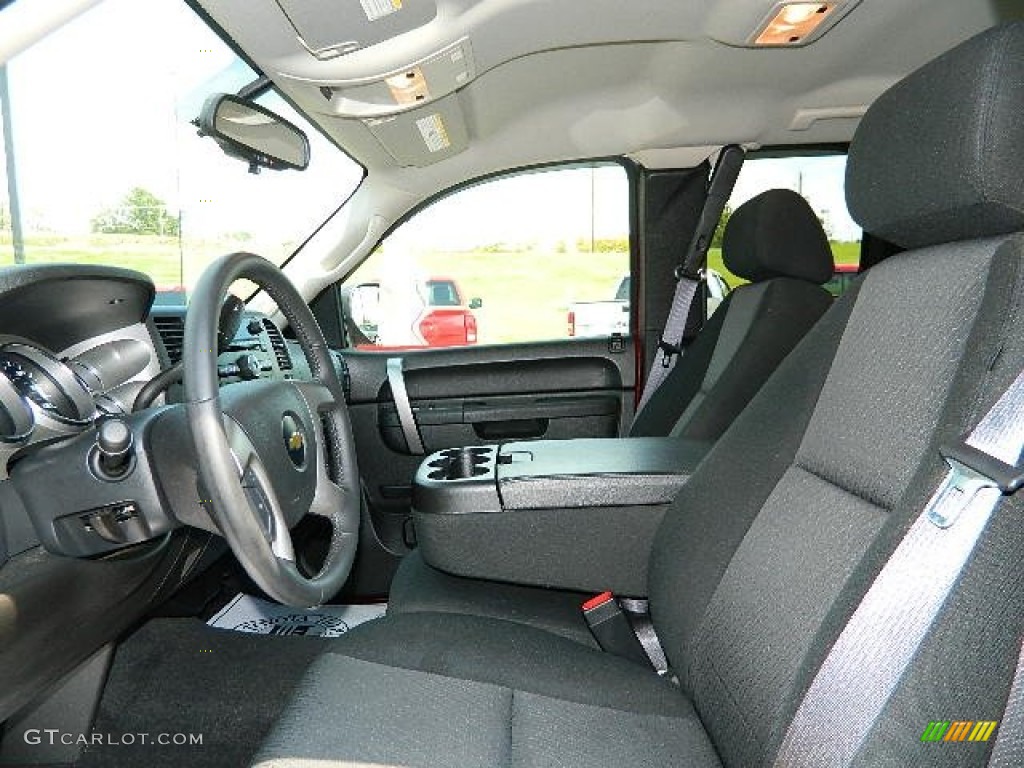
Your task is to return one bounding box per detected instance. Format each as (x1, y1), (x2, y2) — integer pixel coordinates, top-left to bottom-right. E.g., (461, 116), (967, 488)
(657, 340), (682, 366)
(673, 264), (703, 282)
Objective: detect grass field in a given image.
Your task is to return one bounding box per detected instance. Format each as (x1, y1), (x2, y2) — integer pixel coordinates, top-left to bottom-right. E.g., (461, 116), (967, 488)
(0, 233), (287, 288)
(0, 234), (860, 345)
(351, 240), (860, 345)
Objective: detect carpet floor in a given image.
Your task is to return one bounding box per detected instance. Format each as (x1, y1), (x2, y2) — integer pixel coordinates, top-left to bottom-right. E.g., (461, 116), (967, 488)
(77, 617), (332, 768)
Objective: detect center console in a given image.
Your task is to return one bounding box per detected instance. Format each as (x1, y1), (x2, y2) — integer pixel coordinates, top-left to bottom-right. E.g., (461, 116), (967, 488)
(412, 437), (708, 595)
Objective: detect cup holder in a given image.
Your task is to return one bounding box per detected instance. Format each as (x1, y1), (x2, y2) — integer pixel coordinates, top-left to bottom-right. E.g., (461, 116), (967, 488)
(426, 446), (494, 481)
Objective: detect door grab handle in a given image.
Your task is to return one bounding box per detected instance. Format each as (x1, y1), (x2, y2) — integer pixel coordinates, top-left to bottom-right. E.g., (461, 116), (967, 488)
(386, 357), (425, 455)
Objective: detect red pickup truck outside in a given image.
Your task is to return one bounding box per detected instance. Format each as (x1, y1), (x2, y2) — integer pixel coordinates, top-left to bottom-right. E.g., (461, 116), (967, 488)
(417, 277), (480, 347)
(350, 277), (481, 350)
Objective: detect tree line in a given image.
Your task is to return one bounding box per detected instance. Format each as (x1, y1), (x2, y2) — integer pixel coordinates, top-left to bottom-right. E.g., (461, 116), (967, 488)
(90, 187), (179, 236)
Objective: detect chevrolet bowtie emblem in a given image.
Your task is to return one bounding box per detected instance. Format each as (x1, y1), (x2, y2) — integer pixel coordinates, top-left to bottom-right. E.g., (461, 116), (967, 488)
(282, 414), (307, 467)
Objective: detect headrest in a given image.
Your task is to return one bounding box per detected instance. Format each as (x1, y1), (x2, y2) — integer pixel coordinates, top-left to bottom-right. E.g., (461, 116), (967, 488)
(722, 189), (834, 285)
(847, 22), (1024, 249)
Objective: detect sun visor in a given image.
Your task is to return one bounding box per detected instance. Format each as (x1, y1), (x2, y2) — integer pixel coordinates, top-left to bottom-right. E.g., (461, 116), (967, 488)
(310, 38), (475, 118)
(275, 0), (438, 59)
(364, 94), (468, 166)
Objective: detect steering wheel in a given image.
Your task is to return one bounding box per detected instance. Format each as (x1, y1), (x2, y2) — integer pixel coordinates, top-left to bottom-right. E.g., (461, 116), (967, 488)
(184, 253), (359, 606)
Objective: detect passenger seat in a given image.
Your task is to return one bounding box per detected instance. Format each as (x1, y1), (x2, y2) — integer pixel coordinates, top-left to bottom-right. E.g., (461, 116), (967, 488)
(632, 187), (835, 438)
(388, 188), (838, 641)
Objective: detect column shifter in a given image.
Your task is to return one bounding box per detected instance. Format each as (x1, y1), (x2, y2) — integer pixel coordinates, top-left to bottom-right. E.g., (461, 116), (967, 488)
(94, 417), (134, 479)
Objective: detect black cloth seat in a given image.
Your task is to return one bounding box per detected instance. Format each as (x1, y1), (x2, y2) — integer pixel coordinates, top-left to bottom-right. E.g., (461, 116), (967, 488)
(631, 187), (834, 440)
(256, 613), (721, 768)
(388, 188), (836, 641)
(253, 23), (1024, 768)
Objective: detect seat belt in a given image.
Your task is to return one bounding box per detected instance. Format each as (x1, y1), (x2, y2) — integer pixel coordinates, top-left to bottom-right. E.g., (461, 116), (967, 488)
(773, 366), (1024, 767)
(581, 593), (671, 677)
(988, 637), (1024, 766)
(634, 145), (745, 418)
(386, 357), (424, 455)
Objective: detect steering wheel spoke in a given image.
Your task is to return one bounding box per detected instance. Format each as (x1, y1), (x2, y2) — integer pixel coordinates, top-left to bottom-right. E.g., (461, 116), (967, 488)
(294, 382), (358, 524)
(222, 414), (259, 478)
(223, 415), (296, 562)
(293, 380), (338, 415)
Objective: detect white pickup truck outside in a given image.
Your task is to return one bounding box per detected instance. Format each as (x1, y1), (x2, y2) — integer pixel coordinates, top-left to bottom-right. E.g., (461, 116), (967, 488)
(568, 272), (730, 338)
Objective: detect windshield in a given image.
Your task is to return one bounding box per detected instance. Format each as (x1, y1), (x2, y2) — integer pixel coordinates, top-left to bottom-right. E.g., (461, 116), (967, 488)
(0, 0), (363, 294)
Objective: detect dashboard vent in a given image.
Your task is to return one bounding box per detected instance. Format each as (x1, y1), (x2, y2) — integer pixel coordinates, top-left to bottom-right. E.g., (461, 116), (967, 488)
(263, 319), (293, 370)
(153, 315), (185, 364)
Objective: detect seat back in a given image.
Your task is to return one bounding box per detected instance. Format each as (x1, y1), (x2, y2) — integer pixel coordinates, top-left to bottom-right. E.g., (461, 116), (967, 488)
(631, 189), (833, 439)
(648, 22), (1024, 767)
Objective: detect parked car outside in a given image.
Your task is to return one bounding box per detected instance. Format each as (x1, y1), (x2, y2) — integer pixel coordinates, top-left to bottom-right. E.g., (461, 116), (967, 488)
(346, 277), (482, 349)
(567, 270), (730, 338)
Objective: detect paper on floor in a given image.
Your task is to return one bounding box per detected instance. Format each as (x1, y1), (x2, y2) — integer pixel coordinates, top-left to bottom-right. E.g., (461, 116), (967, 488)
(207, 593), (386, 637)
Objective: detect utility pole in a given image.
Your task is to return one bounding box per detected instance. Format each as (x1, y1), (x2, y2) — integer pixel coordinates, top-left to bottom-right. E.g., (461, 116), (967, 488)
(0, 64), (24, 264)
(590, 166), (596, 253)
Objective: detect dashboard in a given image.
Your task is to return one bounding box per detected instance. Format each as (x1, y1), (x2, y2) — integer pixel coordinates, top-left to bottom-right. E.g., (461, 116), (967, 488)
(0, 267), (337, 484)
(0, 262), (346, 721)
(0, 268), (160, 480)
(0, 263), (349, 566)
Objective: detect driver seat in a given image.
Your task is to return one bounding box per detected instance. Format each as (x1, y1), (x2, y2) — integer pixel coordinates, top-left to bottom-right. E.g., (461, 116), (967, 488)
(252, 23), (1024, 768)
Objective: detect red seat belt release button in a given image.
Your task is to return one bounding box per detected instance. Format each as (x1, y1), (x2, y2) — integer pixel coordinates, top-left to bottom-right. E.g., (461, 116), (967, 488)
(582, 591), (614, 613)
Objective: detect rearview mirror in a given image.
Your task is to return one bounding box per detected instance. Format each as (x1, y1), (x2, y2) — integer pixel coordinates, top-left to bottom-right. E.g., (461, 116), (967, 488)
(198, 94), (309, 173)
(469, 297), (483, 309)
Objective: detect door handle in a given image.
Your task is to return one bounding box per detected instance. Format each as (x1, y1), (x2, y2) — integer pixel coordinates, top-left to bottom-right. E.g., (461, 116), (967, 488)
(386, 357), (425, 455)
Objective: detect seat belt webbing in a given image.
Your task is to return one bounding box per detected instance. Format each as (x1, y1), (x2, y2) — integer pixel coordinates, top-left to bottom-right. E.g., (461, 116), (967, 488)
(773, 366), (1024, 767)
(634, 275), (699, 414)
(989, 637), (1024, 766)
(633, 145), (744, 419)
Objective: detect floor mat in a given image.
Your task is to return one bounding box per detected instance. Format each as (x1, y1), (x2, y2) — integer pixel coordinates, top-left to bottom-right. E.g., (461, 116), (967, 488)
(207, 593), (387, 637)
(78, 618), (333, 768)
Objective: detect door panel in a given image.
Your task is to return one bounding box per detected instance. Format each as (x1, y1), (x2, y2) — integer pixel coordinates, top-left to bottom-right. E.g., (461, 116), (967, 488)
(343, 338), (635, 566)
(378, 392), (620, 451)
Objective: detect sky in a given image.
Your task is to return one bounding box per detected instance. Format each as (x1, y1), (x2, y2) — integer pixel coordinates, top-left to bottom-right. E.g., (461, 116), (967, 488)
(388, 154), (861, 254)
(0, 0), (860, 279)
(0, 0), (361, 253)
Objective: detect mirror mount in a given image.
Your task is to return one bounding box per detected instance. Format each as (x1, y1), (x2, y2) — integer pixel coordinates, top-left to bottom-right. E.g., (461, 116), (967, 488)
(196, 93), (310, 173)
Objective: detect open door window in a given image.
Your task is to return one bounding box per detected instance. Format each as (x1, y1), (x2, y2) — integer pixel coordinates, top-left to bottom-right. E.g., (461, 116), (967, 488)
(340, 163), (632, 350)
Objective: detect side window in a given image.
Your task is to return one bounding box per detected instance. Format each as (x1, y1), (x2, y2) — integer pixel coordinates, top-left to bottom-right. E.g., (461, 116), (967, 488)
(343, 164), (630, 349)
(715, 154), (861, 298)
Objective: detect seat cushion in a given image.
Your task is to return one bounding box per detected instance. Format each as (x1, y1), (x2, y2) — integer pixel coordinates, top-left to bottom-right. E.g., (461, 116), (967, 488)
(389, 549), (598, 648)
(253, 612), (720, 768)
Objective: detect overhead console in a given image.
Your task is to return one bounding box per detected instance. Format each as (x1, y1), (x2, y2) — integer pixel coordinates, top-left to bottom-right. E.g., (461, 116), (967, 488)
(412, 437), (709, 596)
(311, 38), (474, 117)
(280, 24), (476, 166)
(283, 25), (475, 165)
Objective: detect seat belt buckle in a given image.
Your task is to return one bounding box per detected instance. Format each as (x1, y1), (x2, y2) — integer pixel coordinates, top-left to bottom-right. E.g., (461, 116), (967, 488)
(582, 592), (654, 667)
(930, 441), (1024, 528)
